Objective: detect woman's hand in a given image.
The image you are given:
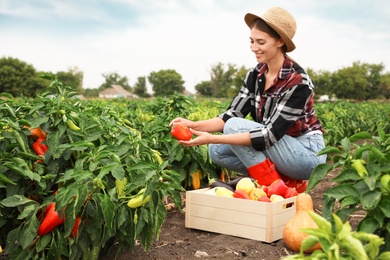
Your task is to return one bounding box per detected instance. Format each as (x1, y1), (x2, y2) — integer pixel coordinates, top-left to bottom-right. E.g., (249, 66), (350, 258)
(169, 117), (195, 128)
(178, 129), (213, 147)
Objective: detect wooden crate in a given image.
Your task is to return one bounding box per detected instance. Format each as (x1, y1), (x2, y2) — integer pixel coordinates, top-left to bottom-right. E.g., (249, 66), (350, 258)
(185, 188), (296, 243)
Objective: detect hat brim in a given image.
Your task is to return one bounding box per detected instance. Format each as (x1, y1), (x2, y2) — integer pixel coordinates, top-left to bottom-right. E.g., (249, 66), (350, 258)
(244, 13), (295, 52)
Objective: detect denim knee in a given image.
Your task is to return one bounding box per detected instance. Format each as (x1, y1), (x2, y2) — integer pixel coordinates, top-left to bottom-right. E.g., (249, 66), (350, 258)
(223, 117), (253, 134)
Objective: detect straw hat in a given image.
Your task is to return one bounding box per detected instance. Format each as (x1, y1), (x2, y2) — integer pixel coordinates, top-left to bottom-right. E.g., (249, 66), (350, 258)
(244, 7), (297, 52)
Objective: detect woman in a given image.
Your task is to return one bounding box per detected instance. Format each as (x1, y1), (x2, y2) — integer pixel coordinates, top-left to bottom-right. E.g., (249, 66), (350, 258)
(169, 7), (326, 187)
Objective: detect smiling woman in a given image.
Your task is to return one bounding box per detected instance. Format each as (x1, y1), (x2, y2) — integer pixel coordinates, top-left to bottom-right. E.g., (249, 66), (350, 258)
(169, 6), (327, 191)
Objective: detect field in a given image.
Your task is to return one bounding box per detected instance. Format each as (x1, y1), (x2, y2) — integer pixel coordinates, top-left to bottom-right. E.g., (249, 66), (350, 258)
(0, 77), (389, 259)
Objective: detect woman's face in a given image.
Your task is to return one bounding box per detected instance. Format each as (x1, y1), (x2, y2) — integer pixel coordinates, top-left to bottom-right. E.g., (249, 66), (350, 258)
(250, 27), (284, 63)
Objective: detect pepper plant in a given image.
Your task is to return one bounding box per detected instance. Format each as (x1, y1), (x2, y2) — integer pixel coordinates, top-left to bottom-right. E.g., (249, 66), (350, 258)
(0, 74), (185, 259)
(307, 126), (390, 252)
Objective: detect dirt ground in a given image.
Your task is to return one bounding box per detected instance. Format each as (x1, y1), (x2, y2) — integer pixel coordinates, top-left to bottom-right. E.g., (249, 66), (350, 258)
(101, 167), (364, 260)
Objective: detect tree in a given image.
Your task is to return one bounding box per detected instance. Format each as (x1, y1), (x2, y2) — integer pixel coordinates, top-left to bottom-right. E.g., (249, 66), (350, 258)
(378, 72), (390, 99)
(365, 63), (385, 99)
(133, 76), (150, 98)
(56, 67), (83, 93)
(228, 65), (249, 98)
(99, 72), (132, 92)
(0, 56), (48, 97)
(148, 69), (185, 97)
(307, 68), (334, 97)
(209, 63), (237, 98)
(195, 80), (212, 96)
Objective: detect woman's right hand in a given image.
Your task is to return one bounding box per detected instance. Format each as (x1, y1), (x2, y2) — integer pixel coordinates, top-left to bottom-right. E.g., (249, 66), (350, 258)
(169, 117), (195, 128)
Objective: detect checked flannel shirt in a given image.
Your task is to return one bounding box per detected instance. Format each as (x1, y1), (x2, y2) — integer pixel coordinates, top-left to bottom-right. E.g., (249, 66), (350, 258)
(218, 56), (324, 151)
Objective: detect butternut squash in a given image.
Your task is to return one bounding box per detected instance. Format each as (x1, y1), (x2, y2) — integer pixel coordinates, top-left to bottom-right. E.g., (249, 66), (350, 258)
(283, 193), (321, 253)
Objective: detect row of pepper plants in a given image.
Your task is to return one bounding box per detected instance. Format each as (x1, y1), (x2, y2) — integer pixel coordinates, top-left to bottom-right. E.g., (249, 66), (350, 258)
(305, 100), (390, 256)
(0, 75), (224, 259)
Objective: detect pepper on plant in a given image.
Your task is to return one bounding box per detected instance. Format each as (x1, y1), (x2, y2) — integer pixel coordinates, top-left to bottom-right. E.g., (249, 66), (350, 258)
(32, 138), (48, 157)
(37, 202), (65, 236)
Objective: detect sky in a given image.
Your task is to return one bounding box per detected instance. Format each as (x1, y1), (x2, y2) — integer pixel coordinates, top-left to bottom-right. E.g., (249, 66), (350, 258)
(1, 0), (389, 93)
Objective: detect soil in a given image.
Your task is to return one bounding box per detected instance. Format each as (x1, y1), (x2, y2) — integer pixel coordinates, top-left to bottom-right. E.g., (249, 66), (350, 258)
(101, 166), (364, 260)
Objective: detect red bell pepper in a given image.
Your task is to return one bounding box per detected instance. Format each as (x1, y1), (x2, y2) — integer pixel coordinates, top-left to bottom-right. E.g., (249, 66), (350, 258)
(32, 138), (48, 156)
(29, 127), (47, 140)
(171, 123), (192, 141)
(258, 196), (271, 202)
(284, 187), (299, 198)
(281, 175), (308, 194)
(295, 180), (308, 193)
(233, 189), (250, 199)
(70, 215), (82, 239)
(37, 202), (65, 236)
(267, 179), (288, 197)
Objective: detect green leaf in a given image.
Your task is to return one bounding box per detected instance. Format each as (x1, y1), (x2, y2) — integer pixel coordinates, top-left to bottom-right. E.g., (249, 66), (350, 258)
(322, 195), (336, 221)
(36, 232), (52, 252)
(349, 131), (372, 142)
(361, 190), (382, 210)
(307, 163), (333, 192)
(331, 168), (361, 183)
(300, 235), (320, 253)
(0, 173), (17, 185)
(378, 252), (390, 260)
(1, 194), (31, 207)
(340, 196), (359, 209)
(357, 216), (379, 233)
(354, 231), (384, 259)
(101, 194), (116, 241)
(325, 184), (360, 200)
(339, 234), (368, 260)
(309, 211), (332, 235)
(0, 92), (14, 99)
(336, 207), (359, 223)
(340, 137), (351, 152)
(20, 215), (39, 249)
(2, 162), (33, 179)
(378, 197), (390, 218)
(352, 144), (371, 159)
(17, 204), (38, 220)
(96, 162), (121, 179)
(317, 146), (342, 156)
(368, 146), (387, 163)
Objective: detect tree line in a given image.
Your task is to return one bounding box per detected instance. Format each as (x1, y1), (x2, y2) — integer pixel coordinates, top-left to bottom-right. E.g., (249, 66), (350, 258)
(0, 56), (389, 99)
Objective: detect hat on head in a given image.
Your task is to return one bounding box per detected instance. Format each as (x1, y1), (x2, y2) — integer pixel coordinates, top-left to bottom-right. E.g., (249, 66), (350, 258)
(244, 7), (297, 52)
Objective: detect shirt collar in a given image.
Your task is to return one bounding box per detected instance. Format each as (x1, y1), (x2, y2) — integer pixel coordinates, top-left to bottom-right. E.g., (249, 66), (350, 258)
(255, 55), (294, 80)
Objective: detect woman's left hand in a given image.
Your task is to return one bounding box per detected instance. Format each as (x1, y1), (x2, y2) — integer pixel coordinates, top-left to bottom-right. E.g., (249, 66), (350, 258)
(177, 129), (213, 147)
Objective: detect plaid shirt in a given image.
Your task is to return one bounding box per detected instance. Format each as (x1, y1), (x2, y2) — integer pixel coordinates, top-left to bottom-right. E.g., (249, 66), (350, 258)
(218, 57), (324, 151)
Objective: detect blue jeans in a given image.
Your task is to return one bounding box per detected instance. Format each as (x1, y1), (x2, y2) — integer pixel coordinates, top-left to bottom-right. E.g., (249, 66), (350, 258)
(208, 118), (327, 180)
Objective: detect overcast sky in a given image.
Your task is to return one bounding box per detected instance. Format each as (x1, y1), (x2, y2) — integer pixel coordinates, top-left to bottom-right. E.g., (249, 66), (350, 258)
(1, 0), (389, 93)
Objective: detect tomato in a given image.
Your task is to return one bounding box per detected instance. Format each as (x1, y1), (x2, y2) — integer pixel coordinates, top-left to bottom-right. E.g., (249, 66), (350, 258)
(171, 123), (192, 141)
